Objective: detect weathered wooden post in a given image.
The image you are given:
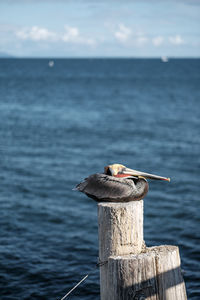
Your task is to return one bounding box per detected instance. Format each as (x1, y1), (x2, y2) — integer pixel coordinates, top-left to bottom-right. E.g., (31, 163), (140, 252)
(98, 200), (187, 300)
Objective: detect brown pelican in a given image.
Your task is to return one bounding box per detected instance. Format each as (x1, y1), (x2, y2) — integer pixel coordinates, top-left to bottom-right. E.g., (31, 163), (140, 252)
(76, 164), (170, 202)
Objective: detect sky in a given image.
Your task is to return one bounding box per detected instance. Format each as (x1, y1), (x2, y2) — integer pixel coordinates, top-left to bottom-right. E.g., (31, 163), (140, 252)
(0, 0), (200, 57)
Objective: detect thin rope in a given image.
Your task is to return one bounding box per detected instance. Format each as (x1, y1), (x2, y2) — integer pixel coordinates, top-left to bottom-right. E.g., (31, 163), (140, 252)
(60, 260), (107, 300)
(60, 274), (89, 300)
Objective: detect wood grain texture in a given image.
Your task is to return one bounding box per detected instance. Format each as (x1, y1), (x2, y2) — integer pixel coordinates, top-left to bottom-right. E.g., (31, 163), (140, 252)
(108, 246), (187, 300)
(98, 201), (144, 300)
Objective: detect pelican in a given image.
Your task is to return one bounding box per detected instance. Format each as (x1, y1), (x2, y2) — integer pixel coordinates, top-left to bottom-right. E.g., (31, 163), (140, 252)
(76, 164), (170, 202)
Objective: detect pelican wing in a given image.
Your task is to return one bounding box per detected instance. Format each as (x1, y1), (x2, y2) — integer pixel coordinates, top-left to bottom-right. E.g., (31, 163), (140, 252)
(76, 173), (133, 201)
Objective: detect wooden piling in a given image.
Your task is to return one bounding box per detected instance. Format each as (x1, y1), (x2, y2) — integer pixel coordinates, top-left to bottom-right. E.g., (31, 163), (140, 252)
(98, 201), (187, 300)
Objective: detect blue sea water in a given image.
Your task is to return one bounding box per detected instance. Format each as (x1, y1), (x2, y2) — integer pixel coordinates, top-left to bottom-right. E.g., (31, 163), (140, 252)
(0, 58), (199, 300)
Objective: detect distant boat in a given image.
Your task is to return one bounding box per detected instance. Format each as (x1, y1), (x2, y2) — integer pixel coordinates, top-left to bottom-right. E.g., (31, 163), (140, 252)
(48, 60), (54, 67)
(161, 56), (168, 63)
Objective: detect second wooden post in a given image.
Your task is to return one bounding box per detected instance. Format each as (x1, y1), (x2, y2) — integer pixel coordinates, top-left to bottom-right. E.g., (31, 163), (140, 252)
(98, 201), (187, 300)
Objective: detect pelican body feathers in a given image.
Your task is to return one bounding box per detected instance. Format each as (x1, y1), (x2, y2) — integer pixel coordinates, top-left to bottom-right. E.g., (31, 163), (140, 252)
(76, 173), (148, 202)
(76, 164), (170, 203)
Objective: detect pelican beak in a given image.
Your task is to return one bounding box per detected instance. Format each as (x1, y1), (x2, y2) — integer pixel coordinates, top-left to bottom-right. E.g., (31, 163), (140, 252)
(122, 168), (170, 182)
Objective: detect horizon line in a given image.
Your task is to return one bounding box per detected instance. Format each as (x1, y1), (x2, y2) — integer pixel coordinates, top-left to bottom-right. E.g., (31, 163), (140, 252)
(1, 56), (200, 59)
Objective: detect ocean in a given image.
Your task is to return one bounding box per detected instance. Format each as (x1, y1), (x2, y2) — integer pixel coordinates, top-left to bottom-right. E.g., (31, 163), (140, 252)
(0, 58), (199, 299)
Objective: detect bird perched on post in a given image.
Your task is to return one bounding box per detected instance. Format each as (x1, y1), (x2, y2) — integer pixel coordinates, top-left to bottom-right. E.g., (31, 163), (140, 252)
(75, 164), (170, 202)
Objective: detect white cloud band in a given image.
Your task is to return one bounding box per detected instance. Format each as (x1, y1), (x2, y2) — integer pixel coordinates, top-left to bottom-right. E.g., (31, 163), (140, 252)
(15, 25), (95, 46)
(169, 35), (184, 45)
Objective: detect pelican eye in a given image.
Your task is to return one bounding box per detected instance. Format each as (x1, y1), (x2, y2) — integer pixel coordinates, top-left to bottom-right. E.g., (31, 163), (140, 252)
(119, 167), (126, 174)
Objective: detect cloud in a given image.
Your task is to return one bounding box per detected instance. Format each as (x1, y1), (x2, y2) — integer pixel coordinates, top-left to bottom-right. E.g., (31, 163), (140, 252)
(62, 26), (95, 45)
(114, 24), (149, 46)
(15, 25), (95, 46)
(62, 26), (79, 42)
(114, 24), (131, 42)
(16, 26), (56, 41)
(169, 35), (184, 45)
(152, 36), (164, 46)
(136, 36), (148, 45)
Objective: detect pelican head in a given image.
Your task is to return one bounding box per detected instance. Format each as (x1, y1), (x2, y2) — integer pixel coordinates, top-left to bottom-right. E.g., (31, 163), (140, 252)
(104, 163), (170, 181)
